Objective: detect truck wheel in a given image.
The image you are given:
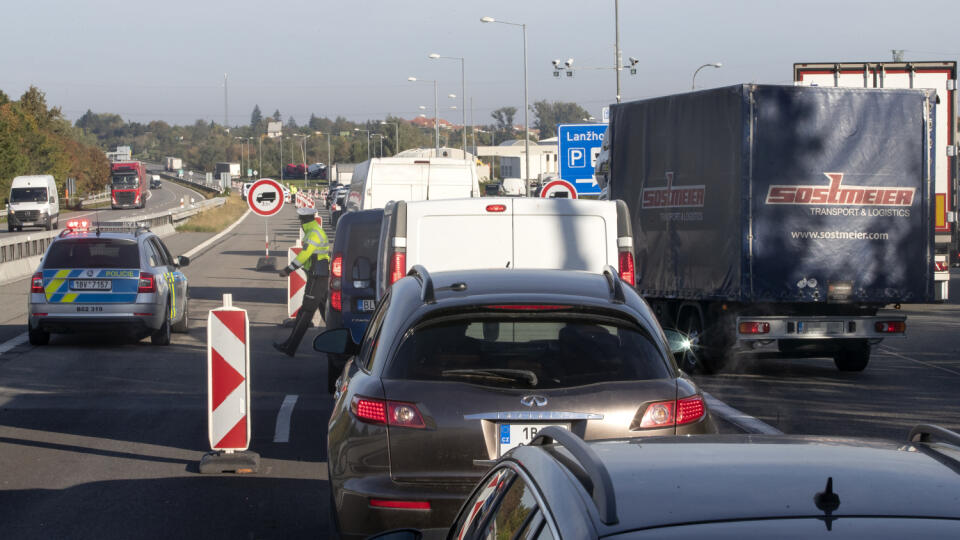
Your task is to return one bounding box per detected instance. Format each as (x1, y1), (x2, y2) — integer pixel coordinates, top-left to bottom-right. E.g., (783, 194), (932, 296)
(151, 305), (172, 345)
(834, 340), (870, 372)
(28, 323), (50, 346)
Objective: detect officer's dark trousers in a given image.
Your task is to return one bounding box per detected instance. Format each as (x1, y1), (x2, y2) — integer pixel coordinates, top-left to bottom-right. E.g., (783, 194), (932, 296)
(279, 260), (329, 355)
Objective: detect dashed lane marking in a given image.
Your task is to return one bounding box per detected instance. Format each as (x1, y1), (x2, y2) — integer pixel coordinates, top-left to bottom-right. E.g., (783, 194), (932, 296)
(0, 333), (28, 356)
(703, 392), (783, 435)
(273, 394), (299, 443)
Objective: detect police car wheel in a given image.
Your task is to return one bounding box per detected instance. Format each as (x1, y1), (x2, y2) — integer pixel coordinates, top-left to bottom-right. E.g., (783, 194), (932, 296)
(171, 296), (189, 333)
(28, 324), (50, 346)
(151, 305), (172, 345)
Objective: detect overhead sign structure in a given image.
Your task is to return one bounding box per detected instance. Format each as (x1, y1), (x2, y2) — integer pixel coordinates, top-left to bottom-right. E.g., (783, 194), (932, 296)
(247, 178), (285, 217)
(557, 124), (607, 195)
(540, 179), (578, 199)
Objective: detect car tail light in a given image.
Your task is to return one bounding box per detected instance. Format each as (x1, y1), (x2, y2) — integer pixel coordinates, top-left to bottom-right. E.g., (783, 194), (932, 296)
(676, 395), (705, 425)
(369, 499), (431, 510)
(138, 272), (156, 293)
(638, 395), (706, 429)
(389, 251), (406, 285)
(875, 321), (906, 333)
(31, 272), (44, 294)
(738, 321), (770, 334)
(934, 261), (948, 272)
(486, 204), (506, 212)
(618, 249), (635, 286)
(351, 396), (425, 429)
(331, 290), (342, 312)
(485, 304), (572, 311)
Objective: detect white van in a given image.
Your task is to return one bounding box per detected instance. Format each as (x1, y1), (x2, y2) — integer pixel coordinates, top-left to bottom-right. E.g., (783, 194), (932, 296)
(6, 175), (59, 232)
(346, 157), (480, 212)
(501, 177), (526, 196)
(375, 197), (635, 299)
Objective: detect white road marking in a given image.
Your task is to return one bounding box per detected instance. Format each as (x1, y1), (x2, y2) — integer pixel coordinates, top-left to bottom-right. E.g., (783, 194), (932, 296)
(877, 345), (960, 377)
(273, 394), (299, 443)
(703, 391), (783, 435)
(0, 333), (29, 356)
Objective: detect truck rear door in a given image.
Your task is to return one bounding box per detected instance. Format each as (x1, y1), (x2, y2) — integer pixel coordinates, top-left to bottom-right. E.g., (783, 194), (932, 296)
(512, 198), (617, 272)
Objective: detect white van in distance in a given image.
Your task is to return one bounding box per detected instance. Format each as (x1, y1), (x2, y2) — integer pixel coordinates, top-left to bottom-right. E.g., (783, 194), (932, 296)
(6, 175), (60, 232)
(376, 197), (635, 299)
(346, 157), (480, 212)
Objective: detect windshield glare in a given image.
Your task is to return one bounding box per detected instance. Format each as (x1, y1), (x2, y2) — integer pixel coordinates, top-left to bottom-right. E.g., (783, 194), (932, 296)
(10, 187), (48, 203)
(112, 174), (139, 187)
(385, 318), (671, 389)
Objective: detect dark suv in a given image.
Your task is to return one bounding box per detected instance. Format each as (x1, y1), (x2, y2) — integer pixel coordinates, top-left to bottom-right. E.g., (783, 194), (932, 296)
(324, 209), (383, 392)
(313, 266), (716, 539)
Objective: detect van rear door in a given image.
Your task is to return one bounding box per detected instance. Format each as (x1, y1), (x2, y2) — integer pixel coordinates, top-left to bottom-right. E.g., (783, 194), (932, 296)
(512, 198), (617, 272)
(369, 161), (429, 208)
(426, 161), (476, 200)
(407, 198), (514, 272)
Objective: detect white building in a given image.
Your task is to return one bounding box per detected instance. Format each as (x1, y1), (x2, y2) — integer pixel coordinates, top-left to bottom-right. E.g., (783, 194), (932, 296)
(472, 137), (559, 181)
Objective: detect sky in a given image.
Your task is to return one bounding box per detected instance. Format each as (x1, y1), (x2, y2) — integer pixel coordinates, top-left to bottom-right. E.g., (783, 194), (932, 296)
(1, 0), (957, 127)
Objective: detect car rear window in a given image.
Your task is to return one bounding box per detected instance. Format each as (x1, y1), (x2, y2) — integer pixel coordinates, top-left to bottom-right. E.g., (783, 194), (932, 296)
(385, 316), (671, 389)
(344, 221), (380, 287)
(44, 239), (140, 269)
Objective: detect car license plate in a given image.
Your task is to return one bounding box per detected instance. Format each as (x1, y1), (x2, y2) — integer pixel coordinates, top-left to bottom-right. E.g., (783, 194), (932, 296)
(799, 321), (843, 335)
(70, 279), (111, 291)
(357, 299), (375, 312)
(497, 423), (569, 456)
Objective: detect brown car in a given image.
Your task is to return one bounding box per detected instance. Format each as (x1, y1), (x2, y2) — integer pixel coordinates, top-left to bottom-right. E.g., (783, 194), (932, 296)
(314, 266), (717, 539)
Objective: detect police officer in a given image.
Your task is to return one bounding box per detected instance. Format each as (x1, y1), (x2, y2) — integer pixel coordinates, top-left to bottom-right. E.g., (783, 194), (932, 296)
(274, 206), (330, 356)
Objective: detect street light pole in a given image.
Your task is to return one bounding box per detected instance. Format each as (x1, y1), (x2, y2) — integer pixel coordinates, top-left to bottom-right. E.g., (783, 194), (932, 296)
(353, 128), (371, 160)
(279, 136), (283, 180)
(429, 53), (468, 160)
(692, 62), (723, 90)
(408, 77), (440, 156)
(614, 0), (621, 103)
(481, 16), (530, 195)
(380, 121), (399, 155)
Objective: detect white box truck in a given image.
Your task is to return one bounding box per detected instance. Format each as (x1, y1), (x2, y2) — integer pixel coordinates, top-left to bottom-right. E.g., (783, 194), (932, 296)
(164, 157), (183, 171)
(346, 157), (480, 212)
(794, 61), (957, 300)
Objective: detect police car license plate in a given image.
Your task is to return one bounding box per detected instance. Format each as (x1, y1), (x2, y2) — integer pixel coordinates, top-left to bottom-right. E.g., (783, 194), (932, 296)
(71, 279), (111, 291)
(497, 423), (569, 457)
(357, 299), (375, 312)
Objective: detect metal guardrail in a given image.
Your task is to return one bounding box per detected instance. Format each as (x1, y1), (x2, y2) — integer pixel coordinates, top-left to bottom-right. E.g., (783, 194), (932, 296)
(0, 197), (226, 265)
(158, 170), (224, 193)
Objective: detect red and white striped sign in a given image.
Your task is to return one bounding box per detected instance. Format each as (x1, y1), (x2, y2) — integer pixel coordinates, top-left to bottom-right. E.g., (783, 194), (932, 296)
(296, 192), (315, 209)
(287, 247), (307, 318)
(207, 299), (251, 451)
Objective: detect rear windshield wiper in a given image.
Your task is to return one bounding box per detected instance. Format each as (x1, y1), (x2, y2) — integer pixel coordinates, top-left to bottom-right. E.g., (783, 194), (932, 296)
(441, 368), (538, 387)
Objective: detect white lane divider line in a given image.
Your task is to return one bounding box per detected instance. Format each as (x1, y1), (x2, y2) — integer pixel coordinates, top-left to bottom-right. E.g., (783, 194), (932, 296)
(703, 392), (782, 435)
(877, 345), (960, 377)
(0, 333), (29, 356)
(273, 394), (299, 443)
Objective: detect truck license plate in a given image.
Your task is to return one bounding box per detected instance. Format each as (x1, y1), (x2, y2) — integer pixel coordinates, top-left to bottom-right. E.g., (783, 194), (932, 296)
(497, 423), (569, 457)
(71, 279), (111, 291)
(799, 321), (843, 335)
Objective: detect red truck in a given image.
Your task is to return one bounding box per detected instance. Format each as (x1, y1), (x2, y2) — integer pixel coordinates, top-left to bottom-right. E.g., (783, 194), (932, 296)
(110, 161), (148, 209)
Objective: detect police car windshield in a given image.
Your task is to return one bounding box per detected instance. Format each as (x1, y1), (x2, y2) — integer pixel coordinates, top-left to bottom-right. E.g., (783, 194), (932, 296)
(10, 187), (48, 203)
(45, 239), (140, 269)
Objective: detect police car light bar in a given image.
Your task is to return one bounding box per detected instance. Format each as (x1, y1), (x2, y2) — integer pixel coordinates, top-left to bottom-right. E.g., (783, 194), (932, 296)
(65, 219), (91, 231)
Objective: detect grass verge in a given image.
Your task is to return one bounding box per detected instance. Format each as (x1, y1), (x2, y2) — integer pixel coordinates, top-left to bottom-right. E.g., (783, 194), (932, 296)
(176, 193), (247, 233)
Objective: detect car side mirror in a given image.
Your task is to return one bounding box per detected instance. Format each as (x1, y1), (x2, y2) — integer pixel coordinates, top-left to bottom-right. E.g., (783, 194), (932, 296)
(176, 255), (190, 267)
(367, 530), (423, 540)
(313, 328), (359, 355)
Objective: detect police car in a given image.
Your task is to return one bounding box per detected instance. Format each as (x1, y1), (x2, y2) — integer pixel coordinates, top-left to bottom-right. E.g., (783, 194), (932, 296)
(27, 219), (190, 346)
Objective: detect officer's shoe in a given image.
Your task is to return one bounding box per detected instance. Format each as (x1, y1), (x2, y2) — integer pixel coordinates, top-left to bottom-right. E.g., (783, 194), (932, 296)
(273, 342), (296, 357)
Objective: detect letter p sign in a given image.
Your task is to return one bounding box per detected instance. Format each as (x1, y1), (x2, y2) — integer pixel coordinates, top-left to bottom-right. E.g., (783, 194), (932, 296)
(568, 147), (586, 168)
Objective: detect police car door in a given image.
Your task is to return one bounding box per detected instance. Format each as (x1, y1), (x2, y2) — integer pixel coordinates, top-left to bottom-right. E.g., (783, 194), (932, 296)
(147, 237), (185, 323)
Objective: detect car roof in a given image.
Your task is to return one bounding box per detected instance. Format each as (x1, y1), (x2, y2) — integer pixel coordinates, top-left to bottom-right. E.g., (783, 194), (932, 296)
(54, 231), (147, 242)
(521, 433), (960, 533)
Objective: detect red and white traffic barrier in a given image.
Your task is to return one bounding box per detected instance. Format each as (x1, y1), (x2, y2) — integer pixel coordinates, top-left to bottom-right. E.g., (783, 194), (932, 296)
(200, 294), (259, 473)
(287, 247), (306, 319)
(295, 191), (315, 209)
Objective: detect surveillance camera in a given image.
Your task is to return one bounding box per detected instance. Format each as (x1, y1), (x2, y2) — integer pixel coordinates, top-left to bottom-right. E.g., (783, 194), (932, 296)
(552, 59), (561, 67)
(565, 58), (574, 68)
(629, 56), (638, 66)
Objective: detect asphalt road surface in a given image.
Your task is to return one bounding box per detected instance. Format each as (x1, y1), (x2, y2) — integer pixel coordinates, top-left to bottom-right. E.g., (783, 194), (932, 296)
(0, 203), (958, 538)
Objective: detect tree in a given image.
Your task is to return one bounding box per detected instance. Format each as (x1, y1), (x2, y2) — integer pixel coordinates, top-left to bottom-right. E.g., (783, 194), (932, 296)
(286, 116), (298, 129)
(491, 107), (517, 132)
(530, 100), (591, 139)
(272, 109), (282, 123)
(250, 105), (263, 128)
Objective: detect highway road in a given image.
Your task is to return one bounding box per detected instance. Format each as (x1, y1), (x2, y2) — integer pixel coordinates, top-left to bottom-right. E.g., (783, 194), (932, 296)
(0, 203), (958, 538)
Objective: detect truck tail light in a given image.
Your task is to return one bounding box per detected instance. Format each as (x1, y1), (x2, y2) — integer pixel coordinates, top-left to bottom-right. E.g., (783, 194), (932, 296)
(351, 396), (425, 428)
(618, 249), (635, 286)
(875, 321), (906, 333)
(330, 290), (342, 312)
(739, 321), (770, 334)
(638, 395), (705, 429)
(31, 272), (44, 294)
(389, 251), (406, 285)
(138, 272), (156, 293)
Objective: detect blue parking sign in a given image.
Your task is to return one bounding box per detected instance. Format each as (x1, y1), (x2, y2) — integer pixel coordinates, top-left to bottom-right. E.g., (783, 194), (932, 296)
(557, 124), (606, 195)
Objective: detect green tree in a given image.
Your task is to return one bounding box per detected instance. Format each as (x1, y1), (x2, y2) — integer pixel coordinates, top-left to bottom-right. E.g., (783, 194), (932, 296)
(530, 100), (591, 139)
(491, 106), (517, 132)
(250, 105), (263, 129)
(272, 109), (282, 123)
